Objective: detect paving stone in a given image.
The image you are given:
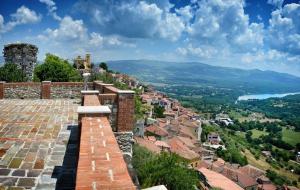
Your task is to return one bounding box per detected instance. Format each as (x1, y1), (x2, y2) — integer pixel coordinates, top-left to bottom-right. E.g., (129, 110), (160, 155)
(20, 163), (33, 170)
(27, 170), (41, 177)
(33, 159), (44, 169)
(12, 170), (26, 177)
(7, 187), (25, 190)
(17, 178), (35, 188)
(0, 177), (18, 186)
(8, 158), (22, 168)
(35, 183), (56, 190)
(0, 169), (11, 176)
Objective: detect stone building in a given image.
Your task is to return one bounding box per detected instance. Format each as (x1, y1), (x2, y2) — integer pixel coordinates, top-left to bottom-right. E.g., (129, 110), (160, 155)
(3, 43), (38, 80)
(74, 53), (91, 69)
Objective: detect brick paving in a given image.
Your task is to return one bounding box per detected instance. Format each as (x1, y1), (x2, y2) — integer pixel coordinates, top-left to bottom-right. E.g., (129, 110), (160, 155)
(0, 99), (80, 190)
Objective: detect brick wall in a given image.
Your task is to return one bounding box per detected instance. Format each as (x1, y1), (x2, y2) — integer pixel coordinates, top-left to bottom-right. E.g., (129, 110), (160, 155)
(76, 94), (136, 189)
(117, 92), (135, 132)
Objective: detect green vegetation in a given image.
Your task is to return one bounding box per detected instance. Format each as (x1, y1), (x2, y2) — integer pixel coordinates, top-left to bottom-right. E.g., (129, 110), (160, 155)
(99, 62), (108, 71)
(132, 145), (199, 189)
(238, 95), (300, 131)
(153, 105), (165, 118)
(0, 63), (28, 82)
(33, 54), (82, 82)
(282, 127), (300, 146)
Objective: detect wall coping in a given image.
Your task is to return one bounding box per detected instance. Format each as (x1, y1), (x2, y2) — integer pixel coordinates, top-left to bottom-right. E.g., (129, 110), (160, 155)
(118, 90), (135, 94)
(80, 90), (99, 95)
(77, 106), (111, 114)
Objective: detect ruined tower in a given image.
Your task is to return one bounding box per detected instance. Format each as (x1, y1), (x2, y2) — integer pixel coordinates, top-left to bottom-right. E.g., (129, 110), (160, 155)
(3, 43), (38, 80)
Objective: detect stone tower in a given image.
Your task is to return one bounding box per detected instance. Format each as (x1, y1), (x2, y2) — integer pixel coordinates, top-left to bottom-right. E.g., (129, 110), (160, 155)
(3, 43), (38, 80)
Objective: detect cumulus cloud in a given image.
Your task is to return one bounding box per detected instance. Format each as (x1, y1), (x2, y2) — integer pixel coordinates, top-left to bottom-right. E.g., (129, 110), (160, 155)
(39, 0), (61, 21)
(74, 0), (185, 41)
(268, 3), (300, 55)
(44, 16), (87, 41)
(0, 6), (42, 33)
(187, 0), (264, 52)
(176, 44), (217, 58)
(267, 0), (284, 8)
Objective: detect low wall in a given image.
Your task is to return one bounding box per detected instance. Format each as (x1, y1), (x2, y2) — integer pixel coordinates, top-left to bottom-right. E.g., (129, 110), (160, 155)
(4, 82), (40, 99)
(0, 81), (93, 99)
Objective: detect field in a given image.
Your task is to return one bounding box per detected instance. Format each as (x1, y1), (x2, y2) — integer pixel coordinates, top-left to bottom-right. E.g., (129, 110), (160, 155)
(251, 129), (268, 138)
(282, 128), (300, 146)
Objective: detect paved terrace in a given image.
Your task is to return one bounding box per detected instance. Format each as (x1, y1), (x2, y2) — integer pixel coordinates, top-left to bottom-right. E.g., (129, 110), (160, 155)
(0, 99), (80, 189)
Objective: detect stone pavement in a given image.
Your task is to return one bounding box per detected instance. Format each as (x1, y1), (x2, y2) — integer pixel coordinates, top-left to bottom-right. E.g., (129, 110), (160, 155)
(0, 99), (80, 190)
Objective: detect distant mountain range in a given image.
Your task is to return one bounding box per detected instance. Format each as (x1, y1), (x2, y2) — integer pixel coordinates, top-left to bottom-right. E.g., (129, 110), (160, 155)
(106, 60), (300, 94)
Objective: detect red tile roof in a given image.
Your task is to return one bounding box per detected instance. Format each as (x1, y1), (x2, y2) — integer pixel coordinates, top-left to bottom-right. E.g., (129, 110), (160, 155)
(135, 137), (160, 153)
(167, 137), (199, 160)
(198, 167), (244, 190)
(145, 125), (168, 137)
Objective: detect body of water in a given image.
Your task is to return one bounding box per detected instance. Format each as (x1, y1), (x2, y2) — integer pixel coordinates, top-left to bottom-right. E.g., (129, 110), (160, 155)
(237, 92), (300, 101)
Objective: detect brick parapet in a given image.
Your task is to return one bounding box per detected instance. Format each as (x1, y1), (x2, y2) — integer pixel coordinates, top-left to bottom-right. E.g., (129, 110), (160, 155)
(41, 81), (51, 99)
(116, 91), (135, 132)
(76, 94), (136, 189)
(0, 81), (4, 99)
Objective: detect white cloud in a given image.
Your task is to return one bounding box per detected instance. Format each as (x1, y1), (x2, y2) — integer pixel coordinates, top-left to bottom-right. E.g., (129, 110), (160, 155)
(268, 3), (300, 55)
(267, 0), (284, 8)
(44, 16), (87, 41)
(89, 32), (103, 47)
(176, 44), (217, 58)
(0, 6), (41, 33)
(74, 0), (185, 41)
(39, 0), (61, 21)
(188, 0), (264, 52)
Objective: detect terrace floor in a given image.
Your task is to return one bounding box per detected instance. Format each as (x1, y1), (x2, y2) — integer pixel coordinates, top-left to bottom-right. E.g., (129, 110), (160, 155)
(0, 99), (80, 190)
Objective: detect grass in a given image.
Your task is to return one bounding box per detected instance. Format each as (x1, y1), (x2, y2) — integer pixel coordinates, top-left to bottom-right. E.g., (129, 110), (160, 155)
(243, 149), (299, 187)
(282, 127), (300, 146)
(251, 129), (268, 139)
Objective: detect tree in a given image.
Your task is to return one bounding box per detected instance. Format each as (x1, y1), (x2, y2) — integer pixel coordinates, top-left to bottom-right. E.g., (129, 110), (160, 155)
(100, 62), (108, 71)
(33, 54), (82, 82)
(132, 145), (199, 190)
(0, 63), (28, 82)
(153, 105), (165, 118)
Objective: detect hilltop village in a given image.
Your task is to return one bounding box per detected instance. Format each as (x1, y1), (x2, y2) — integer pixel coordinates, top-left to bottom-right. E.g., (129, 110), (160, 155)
(106, 71), (290, 190)
(0, 43), (299, 190)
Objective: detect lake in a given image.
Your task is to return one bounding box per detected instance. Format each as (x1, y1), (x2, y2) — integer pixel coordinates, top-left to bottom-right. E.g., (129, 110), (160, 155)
(237, 92), (300, 101)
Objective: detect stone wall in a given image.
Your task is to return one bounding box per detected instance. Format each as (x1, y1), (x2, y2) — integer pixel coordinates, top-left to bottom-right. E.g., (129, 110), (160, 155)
(4, 83), (40, 99)
(51, 83), (83, 99)
(114, 132), (134, 156)
(0, 82), (93, 99)
(3, 43), (38, 80)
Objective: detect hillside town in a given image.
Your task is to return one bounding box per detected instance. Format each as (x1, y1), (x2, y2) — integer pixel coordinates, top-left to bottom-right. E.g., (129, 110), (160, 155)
(107, 71), (298, 190)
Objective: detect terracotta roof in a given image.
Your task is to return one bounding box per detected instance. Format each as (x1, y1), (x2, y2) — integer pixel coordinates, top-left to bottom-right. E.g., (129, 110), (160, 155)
(155, 140), (170, 148)
(221, 166), (258, 188)
(179, 125), (197, 139)
(134, 137), (160, 153)
(238, 164), (265, 178)
(145, 125), (168, 137)
(259, 184), (277, 190)
(177, 136), (196, 148)
(147, 136), (156, 142)
(167, 137), (199, 160)
(198, 167), (243, 190)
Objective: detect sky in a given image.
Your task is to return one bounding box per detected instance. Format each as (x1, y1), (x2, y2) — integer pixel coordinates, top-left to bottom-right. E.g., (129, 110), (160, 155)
(0, 0), (300, 76)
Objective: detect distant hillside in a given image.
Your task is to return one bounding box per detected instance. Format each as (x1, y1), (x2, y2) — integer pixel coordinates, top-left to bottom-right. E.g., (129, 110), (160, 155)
(106, 60), (300, 94)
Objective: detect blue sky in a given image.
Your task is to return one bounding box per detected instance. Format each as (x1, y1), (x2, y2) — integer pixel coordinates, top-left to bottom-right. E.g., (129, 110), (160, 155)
(0, 0), (300, 76)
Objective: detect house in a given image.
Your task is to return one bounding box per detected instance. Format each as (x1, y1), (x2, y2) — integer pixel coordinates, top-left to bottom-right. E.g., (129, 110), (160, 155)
(207, 132), (222, 144)
(167, 137), (200, 167)
(145, 124), (168, 140)
(154, 140), (170, 152)
(198, 167), (244, 190)
(134, 137), (161, 153)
